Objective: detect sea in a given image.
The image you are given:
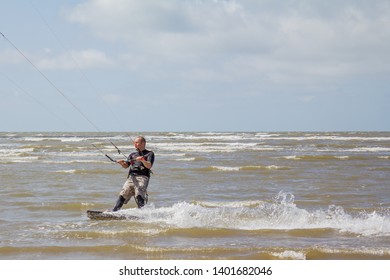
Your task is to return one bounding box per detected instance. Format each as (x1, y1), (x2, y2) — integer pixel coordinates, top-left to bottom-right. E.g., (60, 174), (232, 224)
(0, 131), (389, 260)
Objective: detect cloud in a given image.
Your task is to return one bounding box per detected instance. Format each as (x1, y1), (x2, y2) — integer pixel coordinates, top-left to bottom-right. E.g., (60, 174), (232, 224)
(36, 49), (116, 70)
(299, 95), (315, 103)
(101, 93), (123, 105)
(0, 49), (25, 64)
(66, 0), (390, 87)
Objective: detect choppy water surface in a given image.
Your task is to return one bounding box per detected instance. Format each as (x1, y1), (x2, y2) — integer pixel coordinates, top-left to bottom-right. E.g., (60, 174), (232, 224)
(0, 132), (389, 259)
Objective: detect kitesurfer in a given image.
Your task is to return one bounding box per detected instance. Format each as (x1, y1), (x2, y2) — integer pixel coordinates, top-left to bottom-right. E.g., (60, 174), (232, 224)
(112, 136), (155, 211)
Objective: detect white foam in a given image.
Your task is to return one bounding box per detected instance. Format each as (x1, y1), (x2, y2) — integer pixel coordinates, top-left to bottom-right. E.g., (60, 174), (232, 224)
(120, 194), (390, 237)
(0, 147), (35, 155)
(211, 166), (240, 171)
(152, 142), (277, 153)
(0, 146), (40, 162)
(56, 169), (77, 174)
(284, 156), (299, 160)
(208, 165), (288, 171)
(347, 147), (390, 152)
(259, 135), (390, 142)
(175, 157), (196, 161)
(1, 157), (40, 163)
(266, 165), (283, 170)
(273, 250), (306, 260)
(335, 156), (349, 159)
(43, 159), (106, 164)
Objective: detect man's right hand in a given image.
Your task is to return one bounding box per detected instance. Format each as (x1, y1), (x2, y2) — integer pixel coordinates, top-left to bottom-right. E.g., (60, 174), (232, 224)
(117, 159), (129, 168)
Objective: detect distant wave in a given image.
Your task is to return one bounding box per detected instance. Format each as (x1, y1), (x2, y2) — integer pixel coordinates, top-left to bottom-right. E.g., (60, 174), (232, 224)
(55, 168), (120, 175)
(187, 165), (290, 172)
(282, 155), (379, 161)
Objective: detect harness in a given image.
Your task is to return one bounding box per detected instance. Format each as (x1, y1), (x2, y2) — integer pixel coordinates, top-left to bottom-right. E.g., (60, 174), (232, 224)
(127, 150), (153, 178)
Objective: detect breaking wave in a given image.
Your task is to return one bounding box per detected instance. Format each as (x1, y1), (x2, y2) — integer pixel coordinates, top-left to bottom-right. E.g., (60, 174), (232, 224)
(118, 192), (390, 237)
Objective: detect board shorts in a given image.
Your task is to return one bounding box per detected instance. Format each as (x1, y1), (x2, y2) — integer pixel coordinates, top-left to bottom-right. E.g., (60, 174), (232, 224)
(119, 175), (149, 204)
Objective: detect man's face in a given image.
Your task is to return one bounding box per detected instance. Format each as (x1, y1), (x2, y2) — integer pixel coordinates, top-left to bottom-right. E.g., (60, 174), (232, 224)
(133, 138), (145, 150)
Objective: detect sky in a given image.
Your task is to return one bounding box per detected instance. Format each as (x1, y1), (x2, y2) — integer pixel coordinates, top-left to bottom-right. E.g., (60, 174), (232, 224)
(1, 0), (389, 132)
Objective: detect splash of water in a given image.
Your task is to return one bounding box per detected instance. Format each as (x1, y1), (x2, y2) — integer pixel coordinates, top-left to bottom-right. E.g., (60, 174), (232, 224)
(118, 191), (390, 236)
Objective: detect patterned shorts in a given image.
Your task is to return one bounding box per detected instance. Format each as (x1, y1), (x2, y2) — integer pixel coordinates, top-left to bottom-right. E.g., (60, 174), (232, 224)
(119, 175), (149, 204)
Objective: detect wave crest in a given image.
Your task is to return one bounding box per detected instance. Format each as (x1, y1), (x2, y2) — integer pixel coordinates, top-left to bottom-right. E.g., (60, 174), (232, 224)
(118, 192), (390, 237)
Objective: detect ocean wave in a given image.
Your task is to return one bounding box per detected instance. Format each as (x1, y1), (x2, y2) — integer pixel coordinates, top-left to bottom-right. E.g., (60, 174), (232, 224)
(1, 242), (388, 260)
(152, 132), (249, 142)
(282, 155), (377, 161)
(0, 157), (41, 163)
(116, 193), (390, 237)
(55, 169), (78, 174)
(188, 165), (290, 172)
(0, 147), (35, 155)
(55, 168), (120, 174)
(378, 156), (389, 159)
(347, 147), (390, 152)
(174, 157), (197, 161)
(258, 135), (390, 142)
(151, 132), (390, 143)
(44, 160), (108, 164)
(304, 247), (390, 260)
(152, 142), (281, 153)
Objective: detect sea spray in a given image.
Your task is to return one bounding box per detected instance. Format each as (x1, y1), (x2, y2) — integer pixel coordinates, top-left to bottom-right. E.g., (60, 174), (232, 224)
(117, 193), (390, 236)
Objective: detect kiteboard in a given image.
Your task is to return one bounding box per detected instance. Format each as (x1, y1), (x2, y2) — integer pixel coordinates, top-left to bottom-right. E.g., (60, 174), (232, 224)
(87, 210), (140, 220)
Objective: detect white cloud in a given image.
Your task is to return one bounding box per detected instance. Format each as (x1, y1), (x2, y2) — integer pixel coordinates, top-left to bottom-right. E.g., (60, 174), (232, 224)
(101, 93), (123, 105)
(66, 0), (390, 86)
(299, 95), (315, 103)
(0, 49), (25, 64)
(36, 49), (115, 70)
